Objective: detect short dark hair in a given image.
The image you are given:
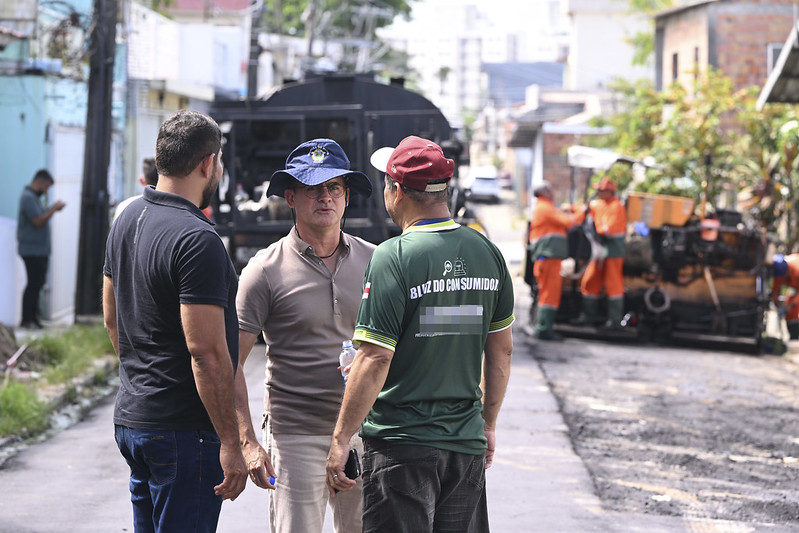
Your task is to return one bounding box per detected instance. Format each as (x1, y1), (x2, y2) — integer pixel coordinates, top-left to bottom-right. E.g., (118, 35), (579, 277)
(385, 174), (448, 206)
(142, 157), (158, 186)
(155, 110), (221, 178)
(33, 169), (54, 184)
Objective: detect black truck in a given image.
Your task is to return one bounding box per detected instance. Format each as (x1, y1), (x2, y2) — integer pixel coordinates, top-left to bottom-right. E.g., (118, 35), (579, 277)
(209, 72), (474, 270)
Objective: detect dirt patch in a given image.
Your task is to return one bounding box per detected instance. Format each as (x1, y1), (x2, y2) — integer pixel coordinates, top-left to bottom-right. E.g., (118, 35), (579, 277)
(531, 336), (799, 526)
(0, 325), (18, 364)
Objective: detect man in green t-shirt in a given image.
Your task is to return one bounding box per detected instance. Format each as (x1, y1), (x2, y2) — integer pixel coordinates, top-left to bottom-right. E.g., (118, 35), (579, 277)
(325, 136), (515, 532)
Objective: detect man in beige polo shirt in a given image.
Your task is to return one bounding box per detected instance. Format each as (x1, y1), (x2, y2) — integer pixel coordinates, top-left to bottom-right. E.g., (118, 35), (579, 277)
(234, 138), (375, 533)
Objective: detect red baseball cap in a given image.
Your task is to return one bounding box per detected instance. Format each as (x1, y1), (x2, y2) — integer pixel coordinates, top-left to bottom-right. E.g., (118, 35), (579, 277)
(370, 136), (454, 192)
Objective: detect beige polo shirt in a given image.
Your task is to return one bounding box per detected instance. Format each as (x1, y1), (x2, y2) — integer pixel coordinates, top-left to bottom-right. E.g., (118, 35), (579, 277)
(237, 227), (376, 435)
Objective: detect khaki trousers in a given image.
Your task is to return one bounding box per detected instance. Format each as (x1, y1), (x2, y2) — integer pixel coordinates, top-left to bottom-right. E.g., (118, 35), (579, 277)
(265, 422), (363, 533)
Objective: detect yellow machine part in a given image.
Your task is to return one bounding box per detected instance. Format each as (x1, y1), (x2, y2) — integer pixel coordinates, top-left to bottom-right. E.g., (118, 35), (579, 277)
(627, 192), (695, 228)
(624, 264), (758, 305)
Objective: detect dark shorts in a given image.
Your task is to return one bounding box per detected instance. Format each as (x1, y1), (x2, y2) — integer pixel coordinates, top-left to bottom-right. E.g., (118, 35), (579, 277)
(361, 437), (489, 533)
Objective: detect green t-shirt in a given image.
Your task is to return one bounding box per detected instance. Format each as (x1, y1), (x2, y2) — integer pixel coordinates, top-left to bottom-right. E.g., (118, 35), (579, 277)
(353, 218), (515, 454)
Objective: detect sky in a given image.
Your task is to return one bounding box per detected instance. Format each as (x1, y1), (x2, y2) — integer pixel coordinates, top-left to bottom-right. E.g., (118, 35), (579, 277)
(391, 0), (546, 30)
(383, 0), (554, 60)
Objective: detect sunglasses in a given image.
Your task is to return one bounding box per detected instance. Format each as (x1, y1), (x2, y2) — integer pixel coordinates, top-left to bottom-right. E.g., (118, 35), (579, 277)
(299, 182), (346, 199)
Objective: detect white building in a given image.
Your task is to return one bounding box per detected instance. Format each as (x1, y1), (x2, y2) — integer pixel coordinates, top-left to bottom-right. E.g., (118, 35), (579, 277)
(118, 1), (248, 202)
(563, 0), (653, 90)
(379, 0), (563, 126)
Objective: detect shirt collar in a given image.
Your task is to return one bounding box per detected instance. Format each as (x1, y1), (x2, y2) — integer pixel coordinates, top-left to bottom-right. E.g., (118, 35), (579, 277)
(290, 226), (351, 257)
(143, 186), (212, 225)
(404, 218), (460, 233)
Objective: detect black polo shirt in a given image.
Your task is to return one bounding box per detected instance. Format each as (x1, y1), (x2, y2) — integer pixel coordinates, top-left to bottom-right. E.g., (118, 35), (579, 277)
(103, 186), (239, 430)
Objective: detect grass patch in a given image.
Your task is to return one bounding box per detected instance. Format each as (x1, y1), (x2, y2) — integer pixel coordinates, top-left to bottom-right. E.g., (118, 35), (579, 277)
(0, 381), (49, 437)
(28, 325), (114, 385)
(0, 324), (115, 438)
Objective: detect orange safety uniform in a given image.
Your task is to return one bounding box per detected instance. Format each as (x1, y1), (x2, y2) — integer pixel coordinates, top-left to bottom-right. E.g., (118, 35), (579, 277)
(528, 197), (584, 314)
(581, 195), (627, 301)
(771, 253), (799, 328)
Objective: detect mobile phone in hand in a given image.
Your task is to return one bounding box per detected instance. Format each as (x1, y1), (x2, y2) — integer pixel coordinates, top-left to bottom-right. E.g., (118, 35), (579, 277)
(344, 449), (361, 479)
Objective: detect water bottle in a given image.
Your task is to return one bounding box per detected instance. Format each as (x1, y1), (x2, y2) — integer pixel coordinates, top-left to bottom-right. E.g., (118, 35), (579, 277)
(339, 340), (357, 385)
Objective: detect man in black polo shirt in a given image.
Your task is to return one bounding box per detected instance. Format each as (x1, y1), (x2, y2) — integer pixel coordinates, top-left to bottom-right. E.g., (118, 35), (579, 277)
(103, 109), (247, 533)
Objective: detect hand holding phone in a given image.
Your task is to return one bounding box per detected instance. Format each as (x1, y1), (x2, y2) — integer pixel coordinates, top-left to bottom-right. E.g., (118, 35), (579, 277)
(344, 449), (361, 479)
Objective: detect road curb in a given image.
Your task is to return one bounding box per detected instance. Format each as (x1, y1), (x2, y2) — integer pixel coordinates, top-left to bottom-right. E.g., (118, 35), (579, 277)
(0, 353), (118, 466)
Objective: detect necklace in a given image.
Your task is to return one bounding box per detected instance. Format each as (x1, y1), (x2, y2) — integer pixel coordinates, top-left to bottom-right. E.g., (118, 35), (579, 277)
(316, 236), (341, 259)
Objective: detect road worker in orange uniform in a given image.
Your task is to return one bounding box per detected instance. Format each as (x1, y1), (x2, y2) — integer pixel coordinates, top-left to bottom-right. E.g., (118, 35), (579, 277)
(770, 253), (799, 340)
(528, 182), (585, 340)
(579, 177), (627, 328)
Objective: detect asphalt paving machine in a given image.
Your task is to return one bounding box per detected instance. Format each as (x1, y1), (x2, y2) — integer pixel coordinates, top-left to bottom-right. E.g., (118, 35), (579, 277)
(525, 146), (770, 350)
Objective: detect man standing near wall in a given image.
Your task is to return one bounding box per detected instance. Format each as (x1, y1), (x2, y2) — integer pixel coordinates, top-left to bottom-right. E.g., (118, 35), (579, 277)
(17, 169), (66, 329)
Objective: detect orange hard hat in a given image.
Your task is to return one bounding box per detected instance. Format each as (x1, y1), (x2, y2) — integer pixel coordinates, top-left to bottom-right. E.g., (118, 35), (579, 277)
(596, 177), (617, 192)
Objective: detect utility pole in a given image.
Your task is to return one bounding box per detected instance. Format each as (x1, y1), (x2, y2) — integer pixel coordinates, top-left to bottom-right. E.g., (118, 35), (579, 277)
(247, 1), (264, 99)
(75, 0), (116, 319)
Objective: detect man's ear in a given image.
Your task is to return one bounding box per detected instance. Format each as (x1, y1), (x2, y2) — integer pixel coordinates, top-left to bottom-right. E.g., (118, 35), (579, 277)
(391, 182), (404, 204)
(284, 188), (296, 208)
(201, 153), (215, 178)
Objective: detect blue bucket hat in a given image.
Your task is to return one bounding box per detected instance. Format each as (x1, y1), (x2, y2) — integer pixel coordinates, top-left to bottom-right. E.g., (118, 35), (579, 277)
(773, 254), (788, 278)
(266, 139), (372, 198)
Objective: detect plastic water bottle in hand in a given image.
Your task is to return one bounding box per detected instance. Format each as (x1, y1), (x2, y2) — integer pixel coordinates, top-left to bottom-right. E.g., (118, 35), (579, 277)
(339, 340), (357, 385)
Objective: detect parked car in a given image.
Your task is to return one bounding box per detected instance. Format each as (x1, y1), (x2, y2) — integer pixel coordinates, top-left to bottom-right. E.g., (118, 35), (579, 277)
(467, 175), (502, 203)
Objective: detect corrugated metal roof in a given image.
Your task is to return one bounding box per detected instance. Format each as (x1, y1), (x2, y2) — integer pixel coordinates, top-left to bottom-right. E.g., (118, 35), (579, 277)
(757, 26), (799, 108)
(482, 62), (564, 105)
(508, 102), (585, 148)
(654, 0), (717, 21)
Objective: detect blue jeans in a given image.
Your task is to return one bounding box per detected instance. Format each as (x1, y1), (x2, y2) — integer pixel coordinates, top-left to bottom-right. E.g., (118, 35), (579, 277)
(361, 438), (488, 533)
(114, 425), (224, 533)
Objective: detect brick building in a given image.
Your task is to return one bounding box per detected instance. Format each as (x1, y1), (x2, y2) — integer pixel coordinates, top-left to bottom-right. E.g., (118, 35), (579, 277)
(510, 90), (612, 207)
(654, 0), (795, 93)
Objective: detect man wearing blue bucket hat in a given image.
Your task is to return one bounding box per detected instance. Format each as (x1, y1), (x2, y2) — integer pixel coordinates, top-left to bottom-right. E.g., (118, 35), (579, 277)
(234, 139), (374, 532)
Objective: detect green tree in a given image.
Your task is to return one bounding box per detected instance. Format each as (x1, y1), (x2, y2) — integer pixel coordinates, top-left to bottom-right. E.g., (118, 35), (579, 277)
(736, 95), (799, 248)
(590, 67), (799, 248)
(259, 0), (416, 73)
(264, 0), (414, 40)
(622, 0), (675, 66)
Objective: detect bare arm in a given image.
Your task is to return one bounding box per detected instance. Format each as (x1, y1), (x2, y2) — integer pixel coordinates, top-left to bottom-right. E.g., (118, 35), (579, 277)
(234, 329), (275, 489)
(181, 303), (248, 501)
(326, 341), (393, 495)
(102, 276), (119, 357)
(480, 327), (513, 468)
(31, 201), (65, 227)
